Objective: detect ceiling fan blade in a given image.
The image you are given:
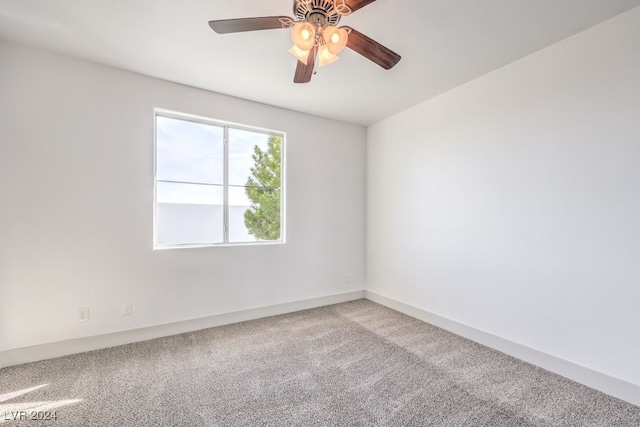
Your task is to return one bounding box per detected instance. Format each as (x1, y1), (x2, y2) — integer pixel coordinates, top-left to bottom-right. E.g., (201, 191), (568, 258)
(293, 50), (316, 83)
(342, 0), (378, 13)
(344, 27), (401, 70)
(208, 16), (292, 34)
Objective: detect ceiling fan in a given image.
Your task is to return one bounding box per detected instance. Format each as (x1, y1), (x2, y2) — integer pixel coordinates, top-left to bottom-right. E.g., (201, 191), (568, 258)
(208, 0), (401, 84)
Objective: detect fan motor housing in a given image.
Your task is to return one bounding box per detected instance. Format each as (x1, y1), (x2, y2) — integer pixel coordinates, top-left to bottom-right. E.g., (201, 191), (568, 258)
(294, 0), (341, 26)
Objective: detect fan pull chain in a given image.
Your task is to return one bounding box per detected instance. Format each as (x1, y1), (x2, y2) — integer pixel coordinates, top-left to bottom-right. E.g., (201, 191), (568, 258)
(333, 0), (351, 15)
(312, 44), (319, 75)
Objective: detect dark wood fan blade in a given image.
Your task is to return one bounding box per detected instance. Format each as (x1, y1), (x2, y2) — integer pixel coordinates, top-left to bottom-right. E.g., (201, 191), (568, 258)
(208, 16), (292, 34)
(342, 0), (378, 13)
(293, 49), (316, 83)
(344, 27), (401, 70)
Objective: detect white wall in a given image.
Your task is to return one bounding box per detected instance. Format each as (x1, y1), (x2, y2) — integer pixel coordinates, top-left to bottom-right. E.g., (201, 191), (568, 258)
(367, 6), (640, 388)
(0, 41), (366, 353)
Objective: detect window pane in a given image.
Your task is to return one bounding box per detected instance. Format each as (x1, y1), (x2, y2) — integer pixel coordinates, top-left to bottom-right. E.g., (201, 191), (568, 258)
(228, 186), (281, 243)
(156, 181), (223, 245)
(228, 128), (273, 187)
(156, 116), (223, 185)
(154, 111), (284, 248)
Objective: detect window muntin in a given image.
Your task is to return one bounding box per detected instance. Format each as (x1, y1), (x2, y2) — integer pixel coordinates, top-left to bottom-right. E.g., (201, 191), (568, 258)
(154, 110), (284, 248)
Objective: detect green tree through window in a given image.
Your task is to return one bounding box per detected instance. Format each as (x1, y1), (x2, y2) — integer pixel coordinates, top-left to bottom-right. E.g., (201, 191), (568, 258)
(244, 136), (282, 240)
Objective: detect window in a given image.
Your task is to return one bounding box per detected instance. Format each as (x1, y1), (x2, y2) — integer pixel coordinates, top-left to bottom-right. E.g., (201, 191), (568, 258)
(154, 110), (284, 248)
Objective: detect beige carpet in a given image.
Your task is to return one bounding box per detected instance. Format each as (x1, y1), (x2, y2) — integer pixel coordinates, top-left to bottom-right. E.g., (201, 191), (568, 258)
(1, 299), (639, 426)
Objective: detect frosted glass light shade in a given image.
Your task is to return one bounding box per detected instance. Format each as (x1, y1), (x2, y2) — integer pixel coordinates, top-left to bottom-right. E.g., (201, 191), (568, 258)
(323, 26), (348, 55)
(318, 45), (339, 67)
(291, 22), (316, 51)
(288, 45), (311, 65)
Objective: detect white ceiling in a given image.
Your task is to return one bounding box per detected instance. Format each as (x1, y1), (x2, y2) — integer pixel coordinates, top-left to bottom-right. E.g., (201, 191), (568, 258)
(1, 0), (639, 126)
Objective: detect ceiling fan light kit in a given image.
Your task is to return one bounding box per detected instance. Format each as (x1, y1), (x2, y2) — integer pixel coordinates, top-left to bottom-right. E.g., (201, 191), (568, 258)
(291, 21), (316, 51)
(323, 25), (349, 54)
(317, 44), (339, 67)
(208, 0), (401, 83)
(288, 44), (312, 65)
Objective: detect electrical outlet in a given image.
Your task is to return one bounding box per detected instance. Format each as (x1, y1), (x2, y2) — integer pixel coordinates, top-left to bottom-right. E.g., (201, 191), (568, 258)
(122, 303), (132, 316)
(345, 274), (351, 284)
(78, 307), (89, 322)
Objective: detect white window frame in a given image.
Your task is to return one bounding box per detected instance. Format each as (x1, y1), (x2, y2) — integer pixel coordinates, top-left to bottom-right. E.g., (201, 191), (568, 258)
(153, 108), (286, 249)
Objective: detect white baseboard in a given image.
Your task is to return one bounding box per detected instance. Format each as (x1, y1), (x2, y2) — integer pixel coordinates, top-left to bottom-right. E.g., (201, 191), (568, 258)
(3, 289), (638, 408)
(0, 290), (365, 369)
(364, 290), (640, 407)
